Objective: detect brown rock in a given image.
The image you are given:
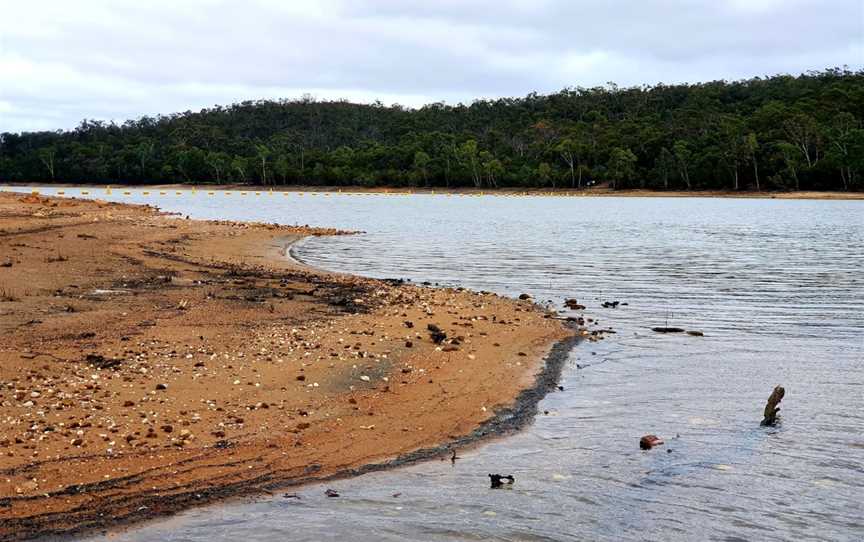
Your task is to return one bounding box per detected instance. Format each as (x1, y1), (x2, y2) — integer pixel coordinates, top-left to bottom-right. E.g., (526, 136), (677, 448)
(639, 435), (664, 450)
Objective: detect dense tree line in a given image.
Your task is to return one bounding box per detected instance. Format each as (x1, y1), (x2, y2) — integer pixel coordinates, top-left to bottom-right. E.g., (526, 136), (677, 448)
(2, 69), (862, 191)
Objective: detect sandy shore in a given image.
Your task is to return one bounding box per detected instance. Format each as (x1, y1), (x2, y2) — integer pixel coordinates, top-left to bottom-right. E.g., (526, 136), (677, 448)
(3, 183), (863, 200)
(0, 193), (575, 540)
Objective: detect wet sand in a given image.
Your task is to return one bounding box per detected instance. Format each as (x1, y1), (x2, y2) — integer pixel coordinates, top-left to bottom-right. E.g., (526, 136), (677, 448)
(0, 193), (573, 540)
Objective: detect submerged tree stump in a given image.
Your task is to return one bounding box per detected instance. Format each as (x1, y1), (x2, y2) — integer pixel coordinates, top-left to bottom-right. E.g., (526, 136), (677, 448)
(761, 385), (785, 426)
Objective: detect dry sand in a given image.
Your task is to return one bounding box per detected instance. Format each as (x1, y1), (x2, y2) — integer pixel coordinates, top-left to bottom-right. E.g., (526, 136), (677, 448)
(0, 192), (575, 540)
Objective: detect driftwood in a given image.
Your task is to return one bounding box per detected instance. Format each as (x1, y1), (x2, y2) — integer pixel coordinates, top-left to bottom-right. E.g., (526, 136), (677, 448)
(761, 385), (785, 426)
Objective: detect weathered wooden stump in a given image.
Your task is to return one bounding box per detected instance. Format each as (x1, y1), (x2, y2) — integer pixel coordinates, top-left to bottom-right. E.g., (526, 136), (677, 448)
(761, 385), (785, 426)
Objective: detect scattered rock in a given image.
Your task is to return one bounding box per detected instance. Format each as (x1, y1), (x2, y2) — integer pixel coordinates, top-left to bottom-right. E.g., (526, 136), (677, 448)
(564, 298), (585, 310)
(324, 488), (340, 497)
(601, 301), (620, 308)
(155, 383), (168, 390)
(518, 293), (531, 300)
(427, 323), (447, 344)
(85, 353), (122, 370)
(686, 330), (704, 336)
(489, 474), (515, 488)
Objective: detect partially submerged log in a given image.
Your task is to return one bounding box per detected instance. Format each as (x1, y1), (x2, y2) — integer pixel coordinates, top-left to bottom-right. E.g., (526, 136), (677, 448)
(761, 385), (785, 426)
(651, 327), (685, 333)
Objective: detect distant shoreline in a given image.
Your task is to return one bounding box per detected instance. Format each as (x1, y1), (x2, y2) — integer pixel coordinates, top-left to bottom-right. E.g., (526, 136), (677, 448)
(3, 182), (863, 200)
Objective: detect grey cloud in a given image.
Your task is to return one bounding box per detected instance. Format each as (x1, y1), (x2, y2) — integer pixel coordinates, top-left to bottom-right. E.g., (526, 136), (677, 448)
(0, 0), (861, 132)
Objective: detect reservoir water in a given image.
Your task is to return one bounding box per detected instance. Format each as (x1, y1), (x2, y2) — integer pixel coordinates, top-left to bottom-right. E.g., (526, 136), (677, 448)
(7, 188), (863, 541)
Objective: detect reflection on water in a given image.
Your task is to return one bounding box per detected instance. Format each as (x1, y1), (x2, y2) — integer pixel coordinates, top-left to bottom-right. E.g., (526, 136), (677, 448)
(9, 188), (863, 541)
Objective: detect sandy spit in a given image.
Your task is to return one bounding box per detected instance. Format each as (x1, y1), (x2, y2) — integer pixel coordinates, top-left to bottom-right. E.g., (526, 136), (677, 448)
(0, 192), (577, 540)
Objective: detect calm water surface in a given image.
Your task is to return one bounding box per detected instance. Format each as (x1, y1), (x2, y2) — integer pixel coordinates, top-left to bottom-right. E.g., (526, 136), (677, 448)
(8, 188), (863, 541)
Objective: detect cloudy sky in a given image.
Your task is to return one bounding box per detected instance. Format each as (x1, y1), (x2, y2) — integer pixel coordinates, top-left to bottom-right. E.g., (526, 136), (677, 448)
(1, 0), (862, 133)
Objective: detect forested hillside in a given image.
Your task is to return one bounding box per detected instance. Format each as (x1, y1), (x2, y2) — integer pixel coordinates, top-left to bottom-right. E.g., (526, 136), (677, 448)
(2, 69), (862, 191)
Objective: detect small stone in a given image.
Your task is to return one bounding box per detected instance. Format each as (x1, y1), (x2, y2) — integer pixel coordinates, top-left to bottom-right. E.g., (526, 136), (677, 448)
(639, 435), (664, 450)
(155, 383), (168, 390)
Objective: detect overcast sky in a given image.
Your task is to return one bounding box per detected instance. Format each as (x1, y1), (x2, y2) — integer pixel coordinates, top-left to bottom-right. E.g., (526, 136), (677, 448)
(1, 0), (862, 133)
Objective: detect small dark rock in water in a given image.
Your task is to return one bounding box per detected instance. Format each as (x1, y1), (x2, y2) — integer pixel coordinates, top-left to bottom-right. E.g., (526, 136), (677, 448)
(489, 474), (515, 488)
(686, 330), (704, 336)
(324, 488), (340, 498)
(557, 385), (565, 391)
(651, 327), (685, 333)
(601, 301), (620, 308)
(564, 298), (586, 310)
(761, 385), (785, 426)
(518, 293), (532, 300)
(639, 435), (664, 450)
